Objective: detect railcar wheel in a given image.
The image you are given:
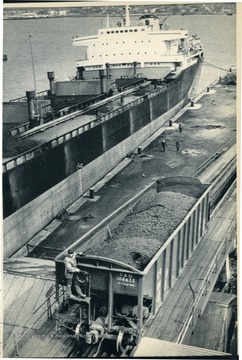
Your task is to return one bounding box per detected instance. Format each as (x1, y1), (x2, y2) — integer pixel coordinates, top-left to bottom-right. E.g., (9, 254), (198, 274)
(116, 330), (125, 353)
(75, 322), (86, 343)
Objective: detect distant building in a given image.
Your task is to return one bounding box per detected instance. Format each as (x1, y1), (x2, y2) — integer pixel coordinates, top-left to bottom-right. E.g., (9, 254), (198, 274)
(48, 9), (57, 16)
(58, 10), (67, 16)
(21, 12), (37, 18)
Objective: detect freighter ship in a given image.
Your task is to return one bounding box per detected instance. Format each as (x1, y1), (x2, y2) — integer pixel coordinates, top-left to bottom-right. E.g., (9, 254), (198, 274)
(3, 6), (204, 257)
(72, 6), (203, 82)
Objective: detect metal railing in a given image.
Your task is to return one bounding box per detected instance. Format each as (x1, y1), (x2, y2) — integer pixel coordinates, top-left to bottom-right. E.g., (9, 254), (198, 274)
(2, 80), (174, 173)
(190, 137), (236, 178)
(9, 89), (49, 102)
(176, 214), (236, 344)
(2, 75), (224, 173)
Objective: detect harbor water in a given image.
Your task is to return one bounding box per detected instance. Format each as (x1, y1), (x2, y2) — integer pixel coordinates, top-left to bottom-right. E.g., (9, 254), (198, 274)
(2, 14), (236, 102)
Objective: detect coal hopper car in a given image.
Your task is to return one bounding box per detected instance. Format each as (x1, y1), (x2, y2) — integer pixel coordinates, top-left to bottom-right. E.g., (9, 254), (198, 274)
(55, 176), (211, 356)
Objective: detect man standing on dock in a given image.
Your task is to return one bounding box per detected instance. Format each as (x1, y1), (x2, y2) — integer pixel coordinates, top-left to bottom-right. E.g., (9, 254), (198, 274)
(179, 123), (184, 133)
(161, 139), (167, 152)
(64, 249), (83, 299)
(176, 141), (181, 152)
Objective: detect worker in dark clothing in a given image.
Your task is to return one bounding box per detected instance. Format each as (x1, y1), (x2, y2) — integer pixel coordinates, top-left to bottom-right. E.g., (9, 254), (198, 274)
(178, 123), (184, 133)
(176, 141), (181, 152)
(64, 249), (85, 299)
(161, 139), (167, 152)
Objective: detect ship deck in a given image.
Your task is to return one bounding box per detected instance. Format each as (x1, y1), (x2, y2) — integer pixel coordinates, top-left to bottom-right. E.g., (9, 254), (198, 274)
(14, 83), (154, 145)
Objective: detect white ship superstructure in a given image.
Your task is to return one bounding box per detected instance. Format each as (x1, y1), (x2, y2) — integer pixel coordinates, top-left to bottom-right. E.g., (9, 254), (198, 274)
(72, 6), (203, 81)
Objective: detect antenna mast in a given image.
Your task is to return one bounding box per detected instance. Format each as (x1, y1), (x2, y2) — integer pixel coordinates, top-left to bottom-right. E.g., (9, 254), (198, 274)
(29, 35), (39, 118)
(29, 35), (37, 96)
(125, 5), (130, 27)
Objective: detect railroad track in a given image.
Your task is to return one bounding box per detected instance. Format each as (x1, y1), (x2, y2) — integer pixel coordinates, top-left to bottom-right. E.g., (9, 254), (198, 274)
(189, 137), (236, 178)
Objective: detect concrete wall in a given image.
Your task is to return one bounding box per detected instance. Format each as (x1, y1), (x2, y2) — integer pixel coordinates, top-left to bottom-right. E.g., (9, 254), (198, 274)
(55, 79), (114, 96)
(3, 172), (80, 258)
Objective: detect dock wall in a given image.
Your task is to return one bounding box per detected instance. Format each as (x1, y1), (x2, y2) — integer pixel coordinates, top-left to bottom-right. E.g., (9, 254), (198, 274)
(3, 63), (198, 257)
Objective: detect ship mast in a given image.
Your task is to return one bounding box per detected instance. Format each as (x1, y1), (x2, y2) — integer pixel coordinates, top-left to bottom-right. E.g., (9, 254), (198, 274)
(106, 13), (110, 28)
(28, 35), (39, 118)
(125, 5), (130, 27)
(29, 35), (37, 97)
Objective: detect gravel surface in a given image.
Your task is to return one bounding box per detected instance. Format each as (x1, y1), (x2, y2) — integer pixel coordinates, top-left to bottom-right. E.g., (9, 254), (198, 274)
(86, 191), (196, 270)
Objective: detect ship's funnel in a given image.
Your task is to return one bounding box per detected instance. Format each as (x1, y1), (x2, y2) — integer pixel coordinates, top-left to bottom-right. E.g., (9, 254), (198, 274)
(26, 90), (38, 129)
(99, 70), (105, 94)
(47, 71), (55, 95)
(105, 63), (110, 79)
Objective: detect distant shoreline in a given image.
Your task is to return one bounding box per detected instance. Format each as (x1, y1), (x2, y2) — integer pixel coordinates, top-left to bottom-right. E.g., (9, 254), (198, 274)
(3, 13), (234, 20)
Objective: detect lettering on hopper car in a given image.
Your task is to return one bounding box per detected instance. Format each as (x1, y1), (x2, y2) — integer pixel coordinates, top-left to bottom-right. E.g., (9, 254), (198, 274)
(116, 272), (137, 287)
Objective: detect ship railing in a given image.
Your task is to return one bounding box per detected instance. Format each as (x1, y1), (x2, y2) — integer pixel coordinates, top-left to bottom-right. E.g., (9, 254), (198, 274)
(1, 81), (184, 172)
(2, 77), (219, 173)
(9, 89), (49, 102)
(176, 216), (236, 344)
(3, 285), (65, 357)
(8, 122), (30, 136)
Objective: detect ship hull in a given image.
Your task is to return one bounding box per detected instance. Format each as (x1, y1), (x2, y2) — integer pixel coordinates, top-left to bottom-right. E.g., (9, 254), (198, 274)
(3, 61), (199, 257)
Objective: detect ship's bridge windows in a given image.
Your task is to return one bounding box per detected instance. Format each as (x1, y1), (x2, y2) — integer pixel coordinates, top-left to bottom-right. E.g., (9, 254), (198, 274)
(111, 31), (114, 34)
(134, 29), (138, 32)
(120, 30), (123, 33)
(107, 31), (110, 34)
(125, 30), (128, 33)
